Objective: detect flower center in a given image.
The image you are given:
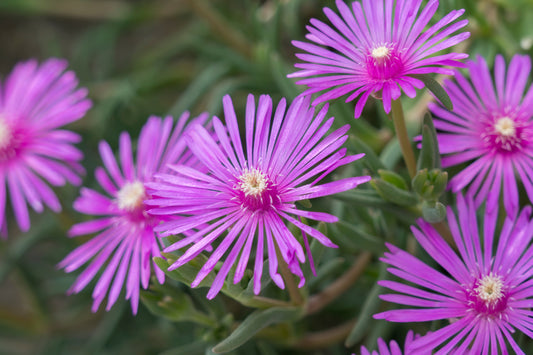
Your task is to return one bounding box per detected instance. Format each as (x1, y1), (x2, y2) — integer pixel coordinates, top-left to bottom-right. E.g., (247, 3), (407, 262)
(483, 115), (527, 153)
(238, 168), (268, 197)
(467, 273), (508, 317)
(365, 44), (404, 81)
(475, 274), (504, 304)
(235, 168), (280, 212)
(371, 46), (391, 63)
(117, 181), (146, 211)
(494, 116), (516, 137)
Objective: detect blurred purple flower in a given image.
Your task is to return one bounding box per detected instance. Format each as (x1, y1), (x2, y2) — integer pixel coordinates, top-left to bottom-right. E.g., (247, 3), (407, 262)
(288, 0), (469, 118)
(375, 194), (533, 354)
(59, 113), (207, 314)
(0, 58), (91, 237)
(431, 54), (533, 217)
(147, 94), (370, 299)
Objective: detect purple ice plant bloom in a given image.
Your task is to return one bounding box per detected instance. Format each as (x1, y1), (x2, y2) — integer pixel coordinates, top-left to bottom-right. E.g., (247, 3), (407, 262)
(59, 113), (207, 314)
(374, 194), (533, 354)
(146, 94), (371, 299)
(356, 331), (429, 355)
(431, 54), (533, 218)
(0, 58), (91, 238)
(288, 0), (470, 118)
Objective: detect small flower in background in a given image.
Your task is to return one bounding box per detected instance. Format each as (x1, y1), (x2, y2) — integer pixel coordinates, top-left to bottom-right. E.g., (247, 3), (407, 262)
(59, 113), (207, 314)
(147, 94), (370, 299)
(431, 54), (533, 217)
(356, 331), (429, 355)
(288, 0), (469, 118)
(375, 194), (533, 354)
(0, 58), (91, 238)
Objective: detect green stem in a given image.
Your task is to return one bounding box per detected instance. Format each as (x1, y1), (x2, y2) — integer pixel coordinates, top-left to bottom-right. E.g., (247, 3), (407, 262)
(390, 99), (417, 179)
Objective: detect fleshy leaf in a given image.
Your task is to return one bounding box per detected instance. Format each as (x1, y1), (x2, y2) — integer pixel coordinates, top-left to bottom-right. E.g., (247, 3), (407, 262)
(212, 307), (303, 353)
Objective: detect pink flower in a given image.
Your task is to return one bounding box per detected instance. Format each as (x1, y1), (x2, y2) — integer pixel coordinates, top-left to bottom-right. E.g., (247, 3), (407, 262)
(59, 113), (207, 314)
(0, 58), (91, 237)
(375, 195), (533, 354)
(147, 94), (370, 299)
(289, 0), (469, 118)
(431, 54), (533, 217)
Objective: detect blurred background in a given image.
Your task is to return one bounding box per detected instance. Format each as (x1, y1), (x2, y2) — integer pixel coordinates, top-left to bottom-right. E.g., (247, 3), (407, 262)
(0, 0), (532, 354)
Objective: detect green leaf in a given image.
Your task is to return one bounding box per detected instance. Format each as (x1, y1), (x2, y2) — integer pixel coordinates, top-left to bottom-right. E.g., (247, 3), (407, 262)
(371, 179), (419, 207)
(350, 136), (386, 174)
(417, 111), (441, 170)
(154, 255), (216, 289)
(377, 169), (407, 190)
(412, 74), (453, 110)
(335, 221), (386, 255)
(421, 201), (447, 223)
(212, 307), (302, 353)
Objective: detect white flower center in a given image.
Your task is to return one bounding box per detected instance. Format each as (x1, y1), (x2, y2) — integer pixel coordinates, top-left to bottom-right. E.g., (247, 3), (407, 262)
(371, 46), (391, 62)
(475, 274), (504, 304)
(0, 118), (13, 151)
(117, 181), (146, 211)
(494, 117), (516, 137)
(238, 168), (268, 197)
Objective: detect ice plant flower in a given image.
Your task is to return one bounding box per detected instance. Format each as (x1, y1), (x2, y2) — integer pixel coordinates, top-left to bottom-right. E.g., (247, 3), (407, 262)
(288, 0), (469, 118)
(431, 54), (533, 217)
(356, 331), (429, 355)
(59, 113), (207, 314)
(147, 94), (370, 299)
(375, 194), (533, 354)
(0, 58), (91, 238)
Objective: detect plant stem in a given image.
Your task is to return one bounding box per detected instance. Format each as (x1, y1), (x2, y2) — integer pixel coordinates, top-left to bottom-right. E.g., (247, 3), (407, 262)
(306, 252), (372, 315)
(390, 99), (417, 179)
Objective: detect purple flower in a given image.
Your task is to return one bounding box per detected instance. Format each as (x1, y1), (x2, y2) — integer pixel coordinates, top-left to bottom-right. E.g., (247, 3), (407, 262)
(59, 113), (207, 314)
(374, 194), (533, 354)
(431, 54), (533, 218)
(0, 58), (91, 237)
(357, 331), (429, 355)
(288, 0), (469, 118)
(147, 94), (370, 299)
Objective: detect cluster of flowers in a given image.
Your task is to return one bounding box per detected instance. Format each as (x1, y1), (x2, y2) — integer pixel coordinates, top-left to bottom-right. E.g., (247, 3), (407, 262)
(2, 0), (533, 353)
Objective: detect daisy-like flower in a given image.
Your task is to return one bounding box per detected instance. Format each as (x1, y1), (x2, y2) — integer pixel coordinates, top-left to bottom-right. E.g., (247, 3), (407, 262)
(59, 113), (207, 314)
(374, 194), (533, 354)
(147, 94), (370, 299)
(0, 58), (91, 237)
(357, 331), (429, 355)
(431, 54), (533, 217)
(288, 0), (470, 118)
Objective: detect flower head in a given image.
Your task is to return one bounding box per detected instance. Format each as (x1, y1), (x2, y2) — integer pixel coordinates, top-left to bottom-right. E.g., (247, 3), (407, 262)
(431, 54), (533, 217)
(147, 94), (370, 299)
(289, 0), (469, 118)
(59, 113), (207, 314)
(0, 58), (91, 237)
(375, 194), (533, 354)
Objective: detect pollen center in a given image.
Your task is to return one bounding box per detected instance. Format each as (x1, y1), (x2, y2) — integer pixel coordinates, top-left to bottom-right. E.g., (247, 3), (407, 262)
(238, 168), (268, 197)
(475, 274), (504, 304)
(494, 117), (516, 137)
(371, 46), (390, 62)
(117, 181), (146, 211)
(0, 118), (13, 151)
